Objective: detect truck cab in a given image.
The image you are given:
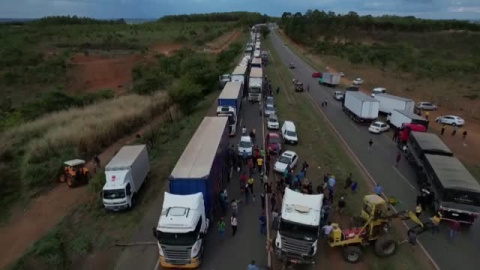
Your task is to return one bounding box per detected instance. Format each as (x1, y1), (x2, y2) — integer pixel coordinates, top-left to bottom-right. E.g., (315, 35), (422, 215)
(154, 192), (208, 268)
(103, 170), (135, 211)
(275, 188), (323, 264)
(217, 106), (237, 136)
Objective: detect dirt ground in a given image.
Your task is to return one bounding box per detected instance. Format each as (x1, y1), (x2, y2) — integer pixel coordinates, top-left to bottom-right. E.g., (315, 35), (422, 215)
(149, 43), (183, 56)
(278, 30), (480, 173)
(205, 29), (242, 53)
(0, 105), (179, 269)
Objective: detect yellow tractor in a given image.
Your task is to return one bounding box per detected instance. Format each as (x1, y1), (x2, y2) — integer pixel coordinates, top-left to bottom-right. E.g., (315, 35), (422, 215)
(59, 159), (91, 188)
(328, 194), (430, 264)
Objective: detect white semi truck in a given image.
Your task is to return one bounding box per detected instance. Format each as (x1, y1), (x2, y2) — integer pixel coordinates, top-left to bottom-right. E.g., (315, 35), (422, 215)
(153, 192), (208, 268)
(343, 91), (380, 123)
(248, 67), (263, 102)
(275, 188), (323, 264)
(374, 93), (415, 115)
(102, 145), (150, 211)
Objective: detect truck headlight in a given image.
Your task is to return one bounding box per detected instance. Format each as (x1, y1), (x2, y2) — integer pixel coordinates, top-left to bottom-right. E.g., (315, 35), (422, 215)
(191, 240), (201, 258)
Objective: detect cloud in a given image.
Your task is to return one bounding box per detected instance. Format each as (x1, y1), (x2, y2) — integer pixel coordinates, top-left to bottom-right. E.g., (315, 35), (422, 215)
(0, 0), (479, 19)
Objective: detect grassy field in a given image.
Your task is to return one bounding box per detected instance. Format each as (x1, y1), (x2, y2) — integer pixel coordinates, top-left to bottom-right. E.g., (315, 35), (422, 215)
(264, 36), (429, 270)
(10, 91), (218, 270)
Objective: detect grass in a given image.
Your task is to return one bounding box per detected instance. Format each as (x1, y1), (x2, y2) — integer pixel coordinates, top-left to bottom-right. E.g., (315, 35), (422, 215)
(0, 92), (170, 222)
(264, 36), (426, 270)
(9, 91), (219, 270)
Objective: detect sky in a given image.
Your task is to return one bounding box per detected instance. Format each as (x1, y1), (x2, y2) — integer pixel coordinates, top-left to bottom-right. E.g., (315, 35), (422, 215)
(0, 0), (479, 20)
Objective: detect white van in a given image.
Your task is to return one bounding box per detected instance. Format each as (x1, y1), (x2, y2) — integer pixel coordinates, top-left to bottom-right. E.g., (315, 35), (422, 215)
(371, 87), (386, 97)
(281, 121), (298, 145)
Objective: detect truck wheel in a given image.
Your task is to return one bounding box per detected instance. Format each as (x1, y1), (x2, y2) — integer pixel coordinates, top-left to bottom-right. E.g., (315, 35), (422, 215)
(343, 246), (362, 264)
(374, 235), (397, 258)
(131, 194), (137, 208)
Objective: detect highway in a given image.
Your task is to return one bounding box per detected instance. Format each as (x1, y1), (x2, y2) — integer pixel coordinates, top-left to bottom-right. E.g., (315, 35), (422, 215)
(114, 98), (268, 270)
(268, 31), (480, 270)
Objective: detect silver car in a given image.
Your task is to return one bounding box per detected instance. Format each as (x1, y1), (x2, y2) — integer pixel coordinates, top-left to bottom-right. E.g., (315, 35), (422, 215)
(266, 96), (274, 106)
(264, 104), (276, 116)
(416, 102), (438, 111)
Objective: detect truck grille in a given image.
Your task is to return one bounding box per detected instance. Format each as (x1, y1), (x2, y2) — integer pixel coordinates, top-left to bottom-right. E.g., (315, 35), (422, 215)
(161, 244), (192, 265)
(281, 236), (313, 256)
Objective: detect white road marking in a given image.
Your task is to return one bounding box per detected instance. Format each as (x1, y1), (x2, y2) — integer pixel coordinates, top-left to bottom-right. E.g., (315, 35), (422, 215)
(239, 118), (243, 129)
(153, 258), (160, 270)
(349, 122), (360, 132)
(392, 166), (416, 190)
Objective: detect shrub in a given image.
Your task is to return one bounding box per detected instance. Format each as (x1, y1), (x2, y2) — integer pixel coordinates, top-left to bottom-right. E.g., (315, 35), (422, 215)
(168, 79), (202, 114)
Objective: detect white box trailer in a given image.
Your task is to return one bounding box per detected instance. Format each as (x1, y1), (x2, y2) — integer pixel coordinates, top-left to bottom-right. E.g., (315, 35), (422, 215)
(321, 73), (340, 87)
(374, 93), (415, 114)
(343, 91), (379, 123)
(103, 145), (150, 211)
(231, 65), (248, 85)
(388, 109), (429, 130)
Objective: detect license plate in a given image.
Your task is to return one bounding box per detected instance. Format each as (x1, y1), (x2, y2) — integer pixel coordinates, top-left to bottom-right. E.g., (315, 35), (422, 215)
(451, 213), (459, 217)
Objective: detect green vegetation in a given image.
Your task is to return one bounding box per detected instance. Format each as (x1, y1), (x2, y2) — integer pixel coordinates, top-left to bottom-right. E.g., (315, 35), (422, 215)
(160, 11), (270, 25)
(280, 10), (480, 80)
(265, 37), (425, 270)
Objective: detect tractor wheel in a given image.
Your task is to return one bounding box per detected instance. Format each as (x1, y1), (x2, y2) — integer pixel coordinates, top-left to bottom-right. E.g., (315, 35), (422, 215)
(374, 235), (398, 258)
(342, 246), (363, 264)
(66, 175), (75, 188)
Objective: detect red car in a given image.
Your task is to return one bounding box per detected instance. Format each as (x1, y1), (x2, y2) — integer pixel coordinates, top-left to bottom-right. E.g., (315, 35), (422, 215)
(312, 72), (322, 78)
(266, 132), (282, 154)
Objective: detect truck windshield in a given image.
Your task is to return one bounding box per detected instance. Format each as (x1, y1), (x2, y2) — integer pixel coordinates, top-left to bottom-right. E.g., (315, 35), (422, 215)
(279, 220), (318, 241)
(103, 189), (125, 199)
(249, 86), (261, 93)
(157, 230), (198, 246)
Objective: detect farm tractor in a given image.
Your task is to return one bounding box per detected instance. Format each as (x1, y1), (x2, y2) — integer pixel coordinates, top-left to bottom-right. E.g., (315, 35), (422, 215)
(328, 194), (432, 264)
(59, 159), (91, 188)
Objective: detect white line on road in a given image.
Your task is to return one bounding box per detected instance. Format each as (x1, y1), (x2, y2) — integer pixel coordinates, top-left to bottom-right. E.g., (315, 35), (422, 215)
(153, 258), (159, 270)
(239, 117), (243, 129)
(349, 122), (360, 132)
(392, 166), (416, 190)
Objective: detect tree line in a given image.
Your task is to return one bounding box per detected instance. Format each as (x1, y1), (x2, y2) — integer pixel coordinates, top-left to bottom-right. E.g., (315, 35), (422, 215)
(31, 16), (126, 26)
(160, 11), (270, 25)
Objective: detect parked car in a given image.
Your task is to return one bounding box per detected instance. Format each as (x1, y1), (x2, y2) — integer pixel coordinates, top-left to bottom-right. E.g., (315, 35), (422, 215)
(416, 102), (438, 111)
(281, 121), (298, 144)
(295, 82), (304, 92)
(264, 104), (276, 116)
(371, 87), (386, 97)
(267, 114), (279, 130)
(274, 150), (298, 173)
(339, 72), (345, 77)
(289, 63), (295, 69)
(353, 78), (364, 85)
(238, 136), (253, 156)
(266, 132), (282, 154)
(436, 115), (465, 126)
(368, 121), (390, 134)
(312, 72), (322, 78)
(266, 96), (275, 106)
(334, 91), (344, 101)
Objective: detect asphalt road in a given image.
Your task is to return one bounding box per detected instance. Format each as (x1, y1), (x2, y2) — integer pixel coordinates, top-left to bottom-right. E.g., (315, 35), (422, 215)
(114, 98), (268, 270)
(268, 31), (480, 270)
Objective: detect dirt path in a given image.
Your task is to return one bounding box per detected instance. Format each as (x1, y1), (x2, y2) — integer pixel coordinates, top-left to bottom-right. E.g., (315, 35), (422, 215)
(205, 29), (242, 54)
(0, 105), (179, 269)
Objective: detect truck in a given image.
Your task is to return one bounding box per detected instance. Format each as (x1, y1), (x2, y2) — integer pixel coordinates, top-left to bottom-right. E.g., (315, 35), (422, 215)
(387, 109), (429, 130)
(342, 91), (379, 123)
(217, 81), (243, 136)
(275, 188), (323, 264)
(154, 117), (229, 268)
(320, 72), (340, 87)
(251, 57), (262, 69)
(218, 74), (231, 88)
(374, 93), (415, 115)
(406, 132), (480, 224)
(248, 67), (263, 102)
(231, 65), (248, 91)
(102, 145), (150, 211)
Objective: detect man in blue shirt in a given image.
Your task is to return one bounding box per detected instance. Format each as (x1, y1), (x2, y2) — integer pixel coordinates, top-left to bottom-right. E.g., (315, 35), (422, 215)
(375, 184), (383, 195)
(248, 260), (259, 270)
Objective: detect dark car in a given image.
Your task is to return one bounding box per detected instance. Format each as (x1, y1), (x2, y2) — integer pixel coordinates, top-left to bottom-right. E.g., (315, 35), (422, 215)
(312, 72), (322, 78)
(289, 63), (295, 69)
(346, 86), (360, 91)
(266, 132), (282, 154)
(295, 82), (304, 92)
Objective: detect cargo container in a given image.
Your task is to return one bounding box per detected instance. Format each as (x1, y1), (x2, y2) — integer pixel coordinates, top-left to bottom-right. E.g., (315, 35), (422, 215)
(343, 91), (379, 123)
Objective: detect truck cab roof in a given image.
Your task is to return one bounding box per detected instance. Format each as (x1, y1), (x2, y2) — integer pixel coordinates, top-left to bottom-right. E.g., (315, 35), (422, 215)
(281, 188), (323, 226)
(157, 192), (203, 233)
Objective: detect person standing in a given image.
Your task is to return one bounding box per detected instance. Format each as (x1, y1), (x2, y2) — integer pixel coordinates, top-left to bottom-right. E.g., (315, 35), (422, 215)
(242, 150), (248, 166)
(322, 222), (334, 241)
(395, 151), (402, 167)
(368, 138), (373, 150)
(425, 111), (430, 120)
(231, 214), (238, 236)
(270, 193), (277, 213)
(218, 218), (226, 240)
(307, 84), (310, 92)
(240, 172), (247, 191)
(276, 86), (280, 95)
(257, 156), (264, 176)
(337, 196), (346, 215)
(265, 159), (270, 176)
(374, 184), (383, 195)
(302, 161), (309, 176)
(242, 126), (247, 135)
(430, 214), (441, 234)
(248, 260), (260, 270)
(324, 99), (328, 107)
(441, 125), (446, 136)
(328, 175), (336, 190)
(248, 158), (254, 176)
(415, 204), (422, 217)
(344, 173), (353, 189)
(462, 130), (467, 141)
(260, 191), (265, 210)
(449, 220), (460, 240)
(351, 180), (358, 193)
(392, 130), (399, 142)
(259, 212), (267, 235)
(248, 176), (254, 194)
(231, 199), (239, 215)
(452, 126), (457, 136)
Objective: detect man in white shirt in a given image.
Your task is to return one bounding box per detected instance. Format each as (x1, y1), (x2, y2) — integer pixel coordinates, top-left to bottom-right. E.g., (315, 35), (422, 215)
(322, 222), (334, 241)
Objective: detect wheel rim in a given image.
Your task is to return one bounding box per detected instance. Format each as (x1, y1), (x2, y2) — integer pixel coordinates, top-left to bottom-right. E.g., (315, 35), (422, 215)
(348, 251), (359, 262)
(382, 242), (396, 255)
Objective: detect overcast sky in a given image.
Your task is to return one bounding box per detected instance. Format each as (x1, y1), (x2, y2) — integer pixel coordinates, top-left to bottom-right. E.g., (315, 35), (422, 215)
(0, 0), (479, 20)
